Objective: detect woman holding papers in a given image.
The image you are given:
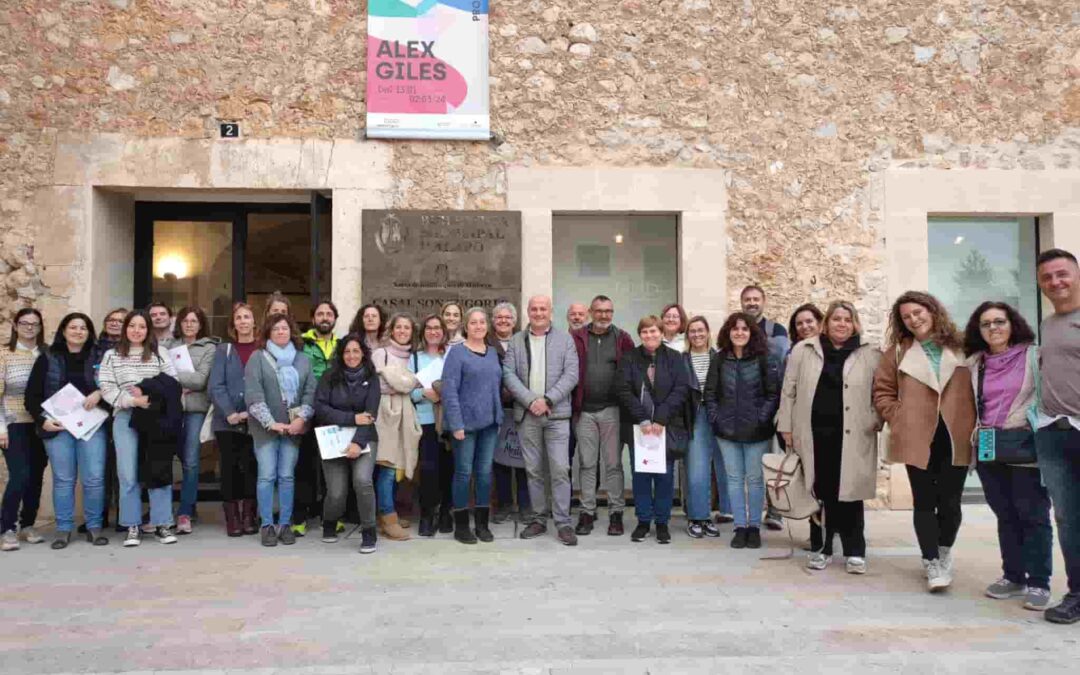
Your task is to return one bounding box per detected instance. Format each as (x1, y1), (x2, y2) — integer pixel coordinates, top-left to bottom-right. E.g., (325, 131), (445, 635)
(703, 312), (781, 550)
(314, 333), (381, 554)
(616, 315), (690, 545)
(171, 306), (220, 535)
(25, 313), (111, 549)
(0, 308), (47, 552)
(441, 307), (503, 545)
(98, 309), (178, 548)
(409, 314), (450, 537)
(777, 301), (882, 575)
(245, 313), (317, 547)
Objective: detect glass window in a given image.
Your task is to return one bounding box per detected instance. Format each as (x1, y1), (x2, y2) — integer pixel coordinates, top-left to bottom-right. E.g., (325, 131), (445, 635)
(152, 220), (233, 338)
(553, 214), (678, 333)
(927, 217), (1039, 330)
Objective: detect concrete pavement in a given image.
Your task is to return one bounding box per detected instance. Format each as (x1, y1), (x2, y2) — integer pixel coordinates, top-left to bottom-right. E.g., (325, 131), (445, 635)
(1, 505), (1077, 674)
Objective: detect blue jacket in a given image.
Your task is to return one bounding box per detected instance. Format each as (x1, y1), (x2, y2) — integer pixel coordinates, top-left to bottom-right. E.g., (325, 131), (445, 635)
(441, 343), (503, 433)
(208, 343), (247, 434)
(408, 351), (443, 426)
(703, 349), (781, 443)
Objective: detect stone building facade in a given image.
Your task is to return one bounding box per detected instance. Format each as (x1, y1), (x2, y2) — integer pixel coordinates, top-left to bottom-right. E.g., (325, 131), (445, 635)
(2, 2), (1080, 508)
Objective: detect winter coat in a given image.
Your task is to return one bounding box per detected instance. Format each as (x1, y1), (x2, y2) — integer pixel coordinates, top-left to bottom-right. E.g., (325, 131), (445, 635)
(872, 339), (976, 469)
(503, 327), (579, 422)
(244, 348), (317, 447)
(208, 342), (248, 434)
(776, 339), (883, 502)
(130, 373), (183, 489)
(302, 330), (338, 381)
(703, 349), (781, 443)
(173, 337), (220, 413)
(314, 364), (381, 449)
(570, 324), (635, 414)
(615, 344), (690, 456)
(372, 353), (422, 478)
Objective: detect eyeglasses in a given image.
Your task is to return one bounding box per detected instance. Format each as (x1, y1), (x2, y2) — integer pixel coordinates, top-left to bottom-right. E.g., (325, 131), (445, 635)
(979, 319), (1009, 330)
(17, 321), (41, 329)
(106, 318), (123, 324)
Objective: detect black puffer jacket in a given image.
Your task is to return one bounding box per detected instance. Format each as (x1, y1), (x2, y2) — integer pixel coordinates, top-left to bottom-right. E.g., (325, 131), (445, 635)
(704, 349), (781, 443)
(314, 363), (382, 448)
(615, 344), (690, 432)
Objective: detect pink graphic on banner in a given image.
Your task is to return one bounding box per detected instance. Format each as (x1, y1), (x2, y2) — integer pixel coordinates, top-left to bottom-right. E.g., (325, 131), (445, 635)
(367, 37), (468, 114)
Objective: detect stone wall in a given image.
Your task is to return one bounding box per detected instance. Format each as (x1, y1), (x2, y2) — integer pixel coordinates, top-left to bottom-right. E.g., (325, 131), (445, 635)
(2, 0), (1079, 338)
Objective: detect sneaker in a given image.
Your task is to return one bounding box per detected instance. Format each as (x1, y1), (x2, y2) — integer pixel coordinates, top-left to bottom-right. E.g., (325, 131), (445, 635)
(1045, 592), (1080, 624)
(176, 515), (193, 535)
(291, 522), (307, 537)
(20, 526), (44, 544)
(359, 527), (377, 554)
(557, 526), (578, 547)
(336, 520), (346, 533)
(845, 556), (867, 575)
(714, 512), (734, 524)
(261, 525), (278, 547)
(630, 522), (650, 542)
(123, 526), (141, 547)
(939, 545), (954, 574)
(686, 521), (704, 539)
(155, 526), (177, 545)
(1023, 587), (1052, 611)
(985, 578), (1026, 600)
(702, 521), (721, 538)
(278, 525), (296, 545)
(924, 559), (950, 592)
(574, 512), (595, 536)
(656, 523), (671, 544)
(1, 530), (19, 551)
(745, 527), (762, 549)
(321, 522), (339, 543)
(764, 514), (783, 531)
(519, 522), (547, 540)
(807, 552), (831, 570)
(730, 527), (748, 549)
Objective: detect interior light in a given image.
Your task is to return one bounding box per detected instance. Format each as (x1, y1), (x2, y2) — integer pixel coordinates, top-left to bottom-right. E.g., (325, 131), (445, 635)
(614, 233), (624, 244)
(157, 254), (190, 280)
(953, 236), (964, 245)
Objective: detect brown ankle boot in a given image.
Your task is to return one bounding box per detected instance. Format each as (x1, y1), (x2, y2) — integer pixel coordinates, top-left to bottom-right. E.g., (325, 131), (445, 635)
(380, 512), (411, 541)
(223, 501), (242, 537)
(240, 498), (258, 535)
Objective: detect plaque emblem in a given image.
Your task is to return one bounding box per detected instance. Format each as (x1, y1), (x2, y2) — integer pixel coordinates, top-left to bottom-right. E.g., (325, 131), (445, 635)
(375, 213), (406, 256)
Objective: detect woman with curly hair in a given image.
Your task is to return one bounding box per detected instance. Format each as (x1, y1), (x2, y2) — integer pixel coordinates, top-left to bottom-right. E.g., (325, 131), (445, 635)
(873, 291), (976, 593)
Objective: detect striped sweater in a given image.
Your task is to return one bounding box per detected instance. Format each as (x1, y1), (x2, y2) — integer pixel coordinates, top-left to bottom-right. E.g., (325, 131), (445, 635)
(0, 345), (40, 433)
(99, 346), (178, 413)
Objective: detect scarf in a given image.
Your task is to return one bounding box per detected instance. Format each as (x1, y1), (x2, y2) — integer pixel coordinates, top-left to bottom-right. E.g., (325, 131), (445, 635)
(981, 343), (1028, 429)
(819, 334), (860, 389)
(342, 364), (369, 397)
(266, 341), (299, 406)
(384, 340), (412, 361)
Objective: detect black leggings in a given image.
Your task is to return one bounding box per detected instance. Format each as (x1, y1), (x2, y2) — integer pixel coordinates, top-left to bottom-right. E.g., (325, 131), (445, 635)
(418, 424), (452, 512)
(216, 431), (256, 502)
(905, 419), (968, 561)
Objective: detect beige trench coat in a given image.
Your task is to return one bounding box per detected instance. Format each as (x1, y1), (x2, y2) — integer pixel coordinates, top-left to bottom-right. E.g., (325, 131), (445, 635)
(373, 363), (423, 479)
(776, 339), (883, 502)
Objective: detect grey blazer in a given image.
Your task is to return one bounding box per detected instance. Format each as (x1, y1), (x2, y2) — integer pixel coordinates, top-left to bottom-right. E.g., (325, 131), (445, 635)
(502, 328), (579, 422)
(244, 348), (317, 446)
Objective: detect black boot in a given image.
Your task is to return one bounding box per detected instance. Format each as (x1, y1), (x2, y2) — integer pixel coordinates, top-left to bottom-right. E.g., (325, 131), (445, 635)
(453, 509), (477, 545)
(418, 508), (435, 537)
(474, 508), (494, 543)
(438, 505), (454, 534)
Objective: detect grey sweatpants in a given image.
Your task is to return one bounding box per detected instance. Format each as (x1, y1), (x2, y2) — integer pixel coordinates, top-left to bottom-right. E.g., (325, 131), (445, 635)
(321, 452), (376, 529)
(518, 414), (572, 528)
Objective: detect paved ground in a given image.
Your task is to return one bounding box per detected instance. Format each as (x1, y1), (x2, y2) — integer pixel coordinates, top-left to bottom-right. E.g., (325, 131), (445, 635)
(2, 505), (1078, 674)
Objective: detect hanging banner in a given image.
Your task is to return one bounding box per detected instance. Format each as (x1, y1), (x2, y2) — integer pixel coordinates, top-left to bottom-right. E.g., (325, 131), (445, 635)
(366, 0), (490, 140)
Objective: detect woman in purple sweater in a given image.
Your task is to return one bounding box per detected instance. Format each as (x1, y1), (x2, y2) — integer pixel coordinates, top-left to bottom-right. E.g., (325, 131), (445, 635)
(440, 307), (503, 545)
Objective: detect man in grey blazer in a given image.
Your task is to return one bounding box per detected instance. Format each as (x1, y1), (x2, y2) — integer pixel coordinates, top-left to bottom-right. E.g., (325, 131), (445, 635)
(504, 295), (580, 546)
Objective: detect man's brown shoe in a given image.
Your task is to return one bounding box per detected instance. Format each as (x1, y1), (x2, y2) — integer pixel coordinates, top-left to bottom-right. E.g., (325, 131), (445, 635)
(519, 522), (547, 540)
(607, 511), (625, 536)
(557, 526), (579, 547)
(574, 512), (595, 535)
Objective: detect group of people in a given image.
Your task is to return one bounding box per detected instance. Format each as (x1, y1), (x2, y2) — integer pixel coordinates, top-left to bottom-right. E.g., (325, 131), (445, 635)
(1, 249), (1077, 625)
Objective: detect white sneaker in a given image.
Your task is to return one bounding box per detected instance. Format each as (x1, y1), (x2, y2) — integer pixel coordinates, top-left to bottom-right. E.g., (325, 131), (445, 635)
(806, 552), (831, 570)
(845, 556), (867, 575)
(1, 529), (19, 551)
(924, 559), (951, 592)
(155, 526), (178, 545)
(939, 545), (954, 573)
(19, 526), (44, 544)
(123, 526), (141, 547)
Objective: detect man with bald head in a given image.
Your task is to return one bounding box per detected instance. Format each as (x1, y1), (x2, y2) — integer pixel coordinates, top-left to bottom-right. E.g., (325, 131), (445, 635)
(566, 303), (589, 332)
(504, 295), (580, 546)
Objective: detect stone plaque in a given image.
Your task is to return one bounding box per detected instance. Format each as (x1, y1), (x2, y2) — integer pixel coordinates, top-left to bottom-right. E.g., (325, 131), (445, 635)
(361, 210), (522, 318)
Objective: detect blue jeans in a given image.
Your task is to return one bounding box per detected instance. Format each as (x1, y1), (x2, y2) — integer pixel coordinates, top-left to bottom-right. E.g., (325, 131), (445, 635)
(375, 464), (397, 515)
(977, 462), (1053, 590)
(44, 428), (107, 532)
(452, 424), (498, 509)
(177, 412), (205, 517)
(114, 411), (172, 527)
(1, 423), (48, 533)
(254, 435), (300, 527)
(686, 409), (731, 521)
(718, 438), (770, 528)
(1036, 424), (1080, 594)
(632, 458), (676, 525)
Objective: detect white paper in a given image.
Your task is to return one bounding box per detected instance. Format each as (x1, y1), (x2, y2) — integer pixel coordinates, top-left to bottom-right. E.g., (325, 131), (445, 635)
(314, 425), (368, 460)
(41, 384), (110, 441)
(414, 358), (444, 390)
(633, 426), (666, 474)
(168, 345), (195, 374)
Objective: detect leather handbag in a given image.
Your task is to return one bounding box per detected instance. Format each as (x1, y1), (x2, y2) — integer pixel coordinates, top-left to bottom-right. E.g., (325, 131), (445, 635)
(762, 450), (820, 520)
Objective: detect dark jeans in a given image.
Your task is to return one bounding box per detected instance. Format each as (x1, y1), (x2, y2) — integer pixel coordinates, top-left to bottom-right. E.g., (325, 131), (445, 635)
(1036, 423), (1080, 594)
(632, 458), (676, 526)
(292, 430), (322, 524)
(418, 424), (452, 512)
(216, 431), (257, 502)
(494, 463), (530, 512)
(977, 462), (1053, 590)
(905, 419), (968, 561)
(1, 423), (48, 533)
(810, 499), (866, 557)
